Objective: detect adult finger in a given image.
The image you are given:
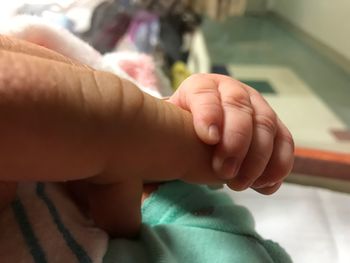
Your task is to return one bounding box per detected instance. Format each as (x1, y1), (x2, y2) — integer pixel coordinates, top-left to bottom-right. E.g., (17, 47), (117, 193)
(86, 180), (143, 238)
(0, 182), (17, 210)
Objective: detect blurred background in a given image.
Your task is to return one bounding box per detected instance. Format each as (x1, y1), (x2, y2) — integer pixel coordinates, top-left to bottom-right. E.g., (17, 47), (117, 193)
(1, 0), (349, 155)
(1, 3), (350, 261)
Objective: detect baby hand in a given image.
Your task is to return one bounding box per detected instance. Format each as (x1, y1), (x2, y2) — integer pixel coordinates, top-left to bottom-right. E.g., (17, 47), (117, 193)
(169, 74), (294, 194)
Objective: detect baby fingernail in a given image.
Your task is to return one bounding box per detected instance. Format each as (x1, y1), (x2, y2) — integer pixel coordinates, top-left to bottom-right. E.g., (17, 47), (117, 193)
(222, 158), (239, 179)
(213, 157), (239, 179)
(208, 125), (220, 143)
(213, 156), (223, 173)
(254, 182), (276, 189)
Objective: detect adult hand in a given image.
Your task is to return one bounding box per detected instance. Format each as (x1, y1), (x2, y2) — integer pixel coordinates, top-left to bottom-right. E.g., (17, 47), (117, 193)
(0, 36), (215, 236)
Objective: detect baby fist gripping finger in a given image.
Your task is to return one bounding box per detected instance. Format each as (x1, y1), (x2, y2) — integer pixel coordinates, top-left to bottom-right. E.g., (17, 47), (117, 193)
(170, 74), (254, 180)
(170, 73), (294, 194)
(217, 80), (293, 193)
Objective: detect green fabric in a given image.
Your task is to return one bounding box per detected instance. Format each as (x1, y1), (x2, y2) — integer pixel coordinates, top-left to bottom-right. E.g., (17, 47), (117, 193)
(104, 181), (292, 263)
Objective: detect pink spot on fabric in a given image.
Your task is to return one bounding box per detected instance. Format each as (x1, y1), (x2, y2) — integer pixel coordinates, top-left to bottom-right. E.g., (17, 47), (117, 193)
(118, 54), (158, 90)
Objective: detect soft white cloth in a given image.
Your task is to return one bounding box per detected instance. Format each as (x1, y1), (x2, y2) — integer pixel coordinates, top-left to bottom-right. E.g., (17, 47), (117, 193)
(225, 182), (350, 263)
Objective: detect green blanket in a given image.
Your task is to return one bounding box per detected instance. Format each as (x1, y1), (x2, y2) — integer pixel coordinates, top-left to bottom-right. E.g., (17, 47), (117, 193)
(104, 181), (292, 263)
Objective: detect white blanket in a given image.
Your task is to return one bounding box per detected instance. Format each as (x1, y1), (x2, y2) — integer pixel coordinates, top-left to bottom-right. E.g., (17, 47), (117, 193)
(224, 182), (350, 263)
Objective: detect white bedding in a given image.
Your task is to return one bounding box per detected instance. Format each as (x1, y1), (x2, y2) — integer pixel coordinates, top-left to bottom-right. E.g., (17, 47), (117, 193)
(223, 182), (350, 263)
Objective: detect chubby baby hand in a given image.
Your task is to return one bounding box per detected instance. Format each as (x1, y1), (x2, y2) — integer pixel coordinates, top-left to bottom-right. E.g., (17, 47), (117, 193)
(169, 74), (294, 194)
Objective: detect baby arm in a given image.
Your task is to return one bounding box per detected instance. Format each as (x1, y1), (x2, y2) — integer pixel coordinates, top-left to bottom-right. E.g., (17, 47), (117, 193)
(169, 73), (294, 194)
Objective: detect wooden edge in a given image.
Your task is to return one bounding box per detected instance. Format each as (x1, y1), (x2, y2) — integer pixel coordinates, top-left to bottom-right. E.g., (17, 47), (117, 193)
(292, 147), (350, 181)
(286, 173), (350, 194)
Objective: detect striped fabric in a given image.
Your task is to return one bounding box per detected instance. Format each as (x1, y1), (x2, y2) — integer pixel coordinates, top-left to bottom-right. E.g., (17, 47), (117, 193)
(0, 183), (108, 263)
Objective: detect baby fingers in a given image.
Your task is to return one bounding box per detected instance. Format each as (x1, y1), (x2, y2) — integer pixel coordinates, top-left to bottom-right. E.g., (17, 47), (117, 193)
(211, 78), (254, 180)
(169, 74), (224, 145)
(251, 118), (294, 191)
(253, 181), (282, 195)
(227, 88), (278, 190)
(188, 88), (223, 145)
(227, 88), (294, 193)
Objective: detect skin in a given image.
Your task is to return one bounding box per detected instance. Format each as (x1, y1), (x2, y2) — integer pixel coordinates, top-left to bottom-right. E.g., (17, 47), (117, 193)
(0, 36), (294, 237)
(170, 74), (295, 194)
